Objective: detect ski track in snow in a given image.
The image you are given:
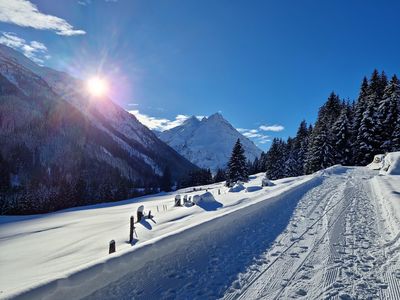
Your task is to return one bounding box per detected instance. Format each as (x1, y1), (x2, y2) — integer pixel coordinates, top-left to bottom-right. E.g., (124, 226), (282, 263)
(223, 167), (400, 300)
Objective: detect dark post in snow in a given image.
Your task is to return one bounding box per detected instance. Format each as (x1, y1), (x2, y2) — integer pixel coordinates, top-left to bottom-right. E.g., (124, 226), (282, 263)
(137, 205), (144, 222)
(148, 210), (152, 219)
(175, 195), (181, 206)
(109, 240), (116, 254)
(218, 189), (221, 195)
(129, 216), (135, 243)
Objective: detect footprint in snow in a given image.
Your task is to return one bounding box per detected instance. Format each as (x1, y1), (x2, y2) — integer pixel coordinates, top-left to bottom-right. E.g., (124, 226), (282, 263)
(296, 289), (307, 296)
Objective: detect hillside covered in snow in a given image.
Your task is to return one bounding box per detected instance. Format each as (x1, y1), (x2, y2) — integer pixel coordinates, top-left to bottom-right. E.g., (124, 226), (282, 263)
(0, 44), (197, 214)
(158, 113), (262, 172)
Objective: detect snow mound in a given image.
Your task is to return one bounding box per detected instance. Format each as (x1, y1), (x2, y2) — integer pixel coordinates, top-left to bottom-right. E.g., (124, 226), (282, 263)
(380, 152), (400, 175)
(367, 154), (386, 170)
(228, 183), (245, 193)
(193, 192), (223, 211)
(261, 177), (274, 187)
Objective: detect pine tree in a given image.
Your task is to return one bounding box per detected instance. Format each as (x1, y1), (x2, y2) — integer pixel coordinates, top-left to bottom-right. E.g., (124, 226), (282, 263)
(0, 153), (11, 193)
(332, 103), (353, 165)
(378, 75), (400, 152)
(292, 120), (310, 176)
(305, 92), (341, 173)
(284, 137), (298, 177)
(353, 77), (369, 165)
(251, 157), (260, 174)
(265, 138), (287, 180)
(392, 118), (400, 151)
(359, 70), (388, 155)
(357, 99), (377, 165)
(161, 166), (172, 192)
(226, 139), (249, 185)
(213, 168), (226, 183)
(258, 152), (267, 172)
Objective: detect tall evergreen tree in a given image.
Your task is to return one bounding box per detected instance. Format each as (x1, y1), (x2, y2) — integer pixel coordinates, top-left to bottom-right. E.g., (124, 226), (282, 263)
(332, 102), (353, 165)
(378, 75), (400, 152)
(284, 137), (298, 177)
(392, 118), (400, 151)
(291, 120), (310, 176)
(213, 168), (226, 183)
(265, 138), (287, 180)
(160, 166), (172, 192)
(353, 77), (369, 165)
(226, 139), (249, 185)
(305, 92), (342, 173)
(0, 153), (11, 193)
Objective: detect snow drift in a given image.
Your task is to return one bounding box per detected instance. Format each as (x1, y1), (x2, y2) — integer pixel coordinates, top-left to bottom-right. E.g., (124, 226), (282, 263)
(368, 151), (400, 175)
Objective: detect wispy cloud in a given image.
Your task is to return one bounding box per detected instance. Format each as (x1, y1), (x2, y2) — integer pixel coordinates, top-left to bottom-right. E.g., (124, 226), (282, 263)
(129, 110), (196, 131)
(0, 0), (85, 36)
(237, 128), (271, 144)
(259, 124), (285, 132)
(78, 0), (117, 5)
(0, 32), (49, 64)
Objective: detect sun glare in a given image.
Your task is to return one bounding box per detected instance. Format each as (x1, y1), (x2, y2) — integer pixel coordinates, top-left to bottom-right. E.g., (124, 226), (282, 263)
(87, 77), (108, 97)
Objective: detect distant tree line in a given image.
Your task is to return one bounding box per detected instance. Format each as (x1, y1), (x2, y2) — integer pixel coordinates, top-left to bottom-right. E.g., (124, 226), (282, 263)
(251, 70), (400, 180)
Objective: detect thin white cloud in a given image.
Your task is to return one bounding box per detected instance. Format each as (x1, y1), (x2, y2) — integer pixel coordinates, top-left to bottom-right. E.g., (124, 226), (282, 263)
(0, 0), (85, 36)
(259, 124), (285, 132)
(78, 0), (117, 5)
(0, 32), (49, 64)
(237, 128), (271, 145)
(129, 110), (194, 131)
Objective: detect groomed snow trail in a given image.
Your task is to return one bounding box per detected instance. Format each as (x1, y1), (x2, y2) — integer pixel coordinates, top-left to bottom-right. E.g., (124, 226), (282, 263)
(223, 167), (400, 300)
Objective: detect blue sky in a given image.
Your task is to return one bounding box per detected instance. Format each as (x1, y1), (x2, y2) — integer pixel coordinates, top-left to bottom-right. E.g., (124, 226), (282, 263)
(1, 0), (399, 150)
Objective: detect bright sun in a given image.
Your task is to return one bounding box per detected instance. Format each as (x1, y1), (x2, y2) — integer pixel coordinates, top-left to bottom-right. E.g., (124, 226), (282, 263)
(86, 77), (108, 97)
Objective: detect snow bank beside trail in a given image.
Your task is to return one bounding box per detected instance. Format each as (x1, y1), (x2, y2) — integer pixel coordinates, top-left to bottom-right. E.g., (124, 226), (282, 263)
(380, 152), (400, 175)
(368, 152), (400, 175)
(367, 154), (385, 170)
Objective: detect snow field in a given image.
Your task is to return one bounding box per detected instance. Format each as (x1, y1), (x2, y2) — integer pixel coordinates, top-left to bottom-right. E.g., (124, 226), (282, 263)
(0, 173), (317, 299)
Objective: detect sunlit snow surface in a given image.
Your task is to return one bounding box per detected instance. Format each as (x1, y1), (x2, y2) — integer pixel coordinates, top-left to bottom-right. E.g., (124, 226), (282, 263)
(1, 164), (400, 299)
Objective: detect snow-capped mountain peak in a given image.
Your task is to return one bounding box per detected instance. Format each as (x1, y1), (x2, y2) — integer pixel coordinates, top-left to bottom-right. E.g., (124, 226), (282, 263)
(158, 113), (262, 171)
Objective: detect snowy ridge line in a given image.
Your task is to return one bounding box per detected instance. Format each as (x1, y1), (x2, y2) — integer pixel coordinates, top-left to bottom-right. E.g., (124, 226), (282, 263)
(6, 176), (321, 300)
(232, 181), (351, 300)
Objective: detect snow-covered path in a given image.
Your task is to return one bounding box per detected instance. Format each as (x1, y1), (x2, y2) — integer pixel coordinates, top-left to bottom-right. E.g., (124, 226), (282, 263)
(223, 167), (400, 300)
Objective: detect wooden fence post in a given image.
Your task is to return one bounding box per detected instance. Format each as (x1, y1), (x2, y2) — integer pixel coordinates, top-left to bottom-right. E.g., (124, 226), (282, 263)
(129, 216), (135, 243)
(109, 240), (116, 254)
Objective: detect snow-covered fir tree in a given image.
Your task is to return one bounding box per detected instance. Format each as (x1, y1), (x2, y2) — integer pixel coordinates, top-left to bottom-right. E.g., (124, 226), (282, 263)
(378, 75), (400, 152)
(353, 77), (369, 165)
(332, 102), (353, 165)
(265, 138), (287, 180)
(291, 120), (311, 176)
(284, 137), (298, 177)
(226, 139), (249, 185)
(305, 92), (341, 174)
